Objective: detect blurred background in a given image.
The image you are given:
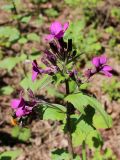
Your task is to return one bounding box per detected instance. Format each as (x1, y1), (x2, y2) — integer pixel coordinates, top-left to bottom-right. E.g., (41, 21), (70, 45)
(0, 0), (120, 159)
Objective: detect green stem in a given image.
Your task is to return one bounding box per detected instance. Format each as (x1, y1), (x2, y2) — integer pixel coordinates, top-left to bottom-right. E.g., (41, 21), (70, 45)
(65, 80), (74, 160)
(12, 0), (18, 14)
(82, 140), (86, 160)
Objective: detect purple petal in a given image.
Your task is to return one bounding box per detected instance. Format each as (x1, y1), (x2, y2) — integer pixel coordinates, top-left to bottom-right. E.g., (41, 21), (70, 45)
(44, 34), (54, 41)
(11, 99), (20, 109)
(55, 30), (64, 39)
(32, 70), (38, 81)
(43, 67), (52, 74)
(102, 71), (112, 77)
(63, 22), (69, 31)
(32, 60), (38, 68)
(101, 65), (112, 77)
(16, 107), (26, 117)
(100, 55), (107, 65)
(92, 57), (100, 67)
(102, 65), (112, 71)
(50, 21), (62, 35)
(18, 98), (25, 108)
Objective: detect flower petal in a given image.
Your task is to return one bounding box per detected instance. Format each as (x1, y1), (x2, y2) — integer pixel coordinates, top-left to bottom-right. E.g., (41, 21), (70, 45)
(32, 70), (38, 81)
(92, 57), (100, 67)
(63, 22), (69, 31)
(102, 71), (112, 77)
(44, 34), (54, 41)
(55, 30), (64, 39)
(11, 99), (20, 109)
(100, 55), (107, 65)
(102, 65), (112, 71)
(50, 21), (62, 35)
(16, 107), (26, 117)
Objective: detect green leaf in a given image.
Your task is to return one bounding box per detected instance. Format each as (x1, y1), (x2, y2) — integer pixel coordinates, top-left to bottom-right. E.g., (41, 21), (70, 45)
(0, 26), (20, 42)
(86, 130), (103, 149)
(65, 93), (88, 114)
(19, 128), (31, 141)
(11, 126), (20, 138)
(2, 4), (14, 11)
(52, 149), (69, 160)
(64, 0), (80, 6)
(12, 126), (31, 142)
(18, 37), (28, 44)
(65, 93), (112, 128)
(0, 150), (22, 160)
(93, 114), (113, 129)
(0, 57), (19, 71)
(43, 104), (66, 121)
(47, 87), (64, 99)
(45, 8), (59, 17)
(20, 74), (52, 91)
(27, 33), (40, 42)
(21, 16), (31, 23)
(83, 95), (112, 128)
(72, 119), (94, 147)
(0, 54), (26, 71)
(0, 86), (14, 95)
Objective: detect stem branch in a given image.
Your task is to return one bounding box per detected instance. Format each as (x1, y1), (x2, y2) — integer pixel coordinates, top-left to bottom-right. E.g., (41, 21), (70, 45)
(65, 80), (74, 160)
(82, 140), (86, 160)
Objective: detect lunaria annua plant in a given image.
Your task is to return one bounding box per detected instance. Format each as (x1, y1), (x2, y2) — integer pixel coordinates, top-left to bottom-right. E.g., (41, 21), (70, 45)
(11, 21), (113, 160)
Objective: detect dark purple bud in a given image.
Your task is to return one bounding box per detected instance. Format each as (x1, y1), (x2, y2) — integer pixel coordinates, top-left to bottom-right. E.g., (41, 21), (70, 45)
(67, 39), (72, 52)
(49, 42), (59, 54)
(44, 50), (57, 66)
(58, 38), (67, 49)
(41, 57), (51, 67)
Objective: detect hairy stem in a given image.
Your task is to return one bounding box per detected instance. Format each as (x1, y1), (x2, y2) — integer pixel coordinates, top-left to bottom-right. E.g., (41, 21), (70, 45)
(82, 140), (86, 160)
(65, 80), (74, 160)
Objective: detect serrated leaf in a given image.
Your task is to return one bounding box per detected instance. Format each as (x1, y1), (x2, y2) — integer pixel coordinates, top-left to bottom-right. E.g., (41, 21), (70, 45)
(65, 93), (112, 128)
(86, 130), (103, 149)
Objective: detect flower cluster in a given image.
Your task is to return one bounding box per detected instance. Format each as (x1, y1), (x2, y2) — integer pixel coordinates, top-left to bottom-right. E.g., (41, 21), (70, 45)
(10, 21), (113, 118)
(32, 21), (71, 81)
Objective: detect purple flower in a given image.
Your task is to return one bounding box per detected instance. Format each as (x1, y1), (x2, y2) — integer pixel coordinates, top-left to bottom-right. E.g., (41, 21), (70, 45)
(11, 97), (36, 117)
(32, 60), (44, 81)
(92, 55), (112, 77)
(32, 59), (58, 80)
(45, 21), (69, 41)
